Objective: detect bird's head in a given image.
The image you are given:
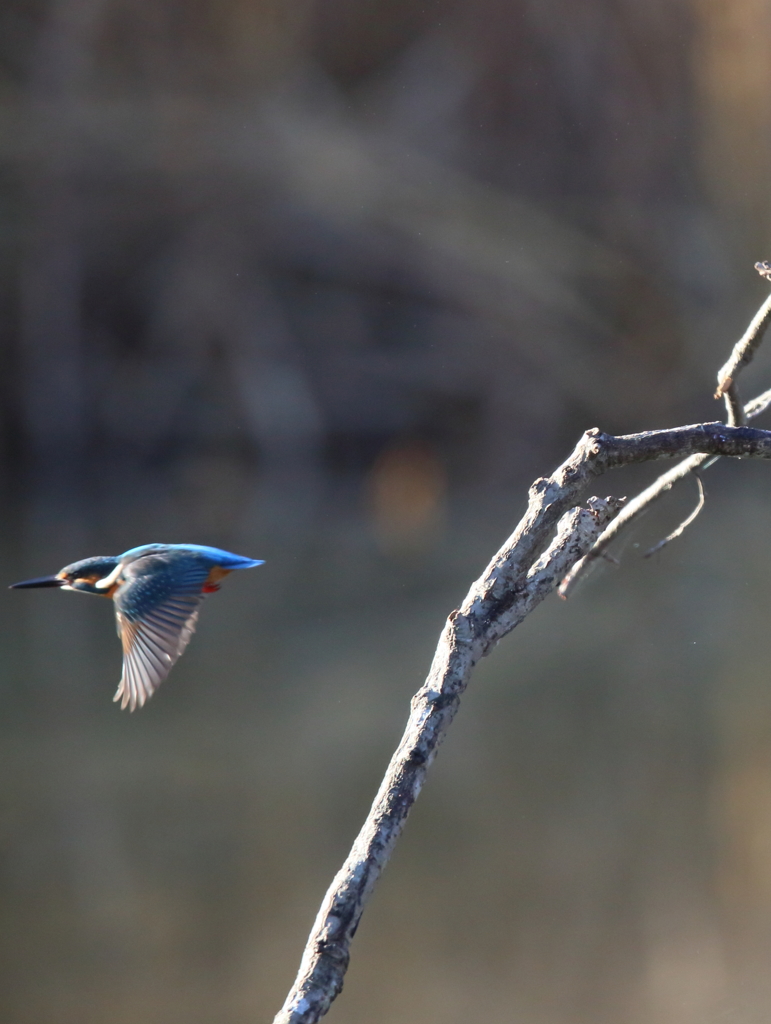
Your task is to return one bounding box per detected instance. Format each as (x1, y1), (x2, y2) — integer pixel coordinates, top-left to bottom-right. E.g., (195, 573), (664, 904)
(11, 556), (121, 595)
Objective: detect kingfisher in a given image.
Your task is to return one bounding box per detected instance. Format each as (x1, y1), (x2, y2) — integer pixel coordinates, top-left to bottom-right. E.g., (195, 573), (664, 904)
(10, 544), (264, 712)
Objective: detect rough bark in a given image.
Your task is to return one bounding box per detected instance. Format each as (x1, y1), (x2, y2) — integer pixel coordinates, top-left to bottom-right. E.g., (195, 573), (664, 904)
(273, 418), (771, 1023)
(275, 275), (771, 1022)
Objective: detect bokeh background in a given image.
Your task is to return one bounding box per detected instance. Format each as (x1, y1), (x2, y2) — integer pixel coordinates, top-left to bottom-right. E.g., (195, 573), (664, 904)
(3, 1), (771, 1021)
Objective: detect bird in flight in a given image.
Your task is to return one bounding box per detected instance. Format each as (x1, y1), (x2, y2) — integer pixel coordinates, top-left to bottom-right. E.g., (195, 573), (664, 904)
(11, 543), (264, 711)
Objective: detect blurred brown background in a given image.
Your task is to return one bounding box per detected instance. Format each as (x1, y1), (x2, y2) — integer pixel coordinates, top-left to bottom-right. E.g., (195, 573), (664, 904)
(3, 0), (771, 1021)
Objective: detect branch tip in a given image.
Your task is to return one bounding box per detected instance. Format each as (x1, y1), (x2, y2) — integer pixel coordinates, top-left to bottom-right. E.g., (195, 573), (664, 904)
(643, 474), (706, 558)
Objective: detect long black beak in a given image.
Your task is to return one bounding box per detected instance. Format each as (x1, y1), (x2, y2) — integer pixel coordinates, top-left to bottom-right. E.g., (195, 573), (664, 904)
(9, 575), (65, 590)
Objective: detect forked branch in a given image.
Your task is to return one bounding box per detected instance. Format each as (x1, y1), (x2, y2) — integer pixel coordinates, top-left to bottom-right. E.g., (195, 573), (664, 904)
(273, 282), (771, 1024)
(560, 271), (771, 594)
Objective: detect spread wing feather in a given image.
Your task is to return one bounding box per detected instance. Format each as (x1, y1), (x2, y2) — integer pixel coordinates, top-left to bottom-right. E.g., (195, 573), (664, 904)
(112, 554), (211, 711)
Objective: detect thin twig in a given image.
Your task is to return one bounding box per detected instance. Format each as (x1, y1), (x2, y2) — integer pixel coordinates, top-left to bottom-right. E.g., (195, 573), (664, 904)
(744, 385), (771, 419)
(643, 473), (705, 558)
(273, 421), (771, 1024)
(715, 285), (771, 399)
(717, 263), (771, 422)
(723, 381), (746, 427)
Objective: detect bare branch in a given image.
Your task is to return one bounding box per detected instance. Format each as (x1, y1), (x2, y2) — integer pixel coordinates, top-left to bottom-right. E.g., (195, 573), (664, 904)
(559, 384), (771, 596)
(716, 264), (771, 421)
(557, 450), (710, 597)
(744, 385), (771, 419)
(715, 285), (771, 400)
(274, 421), (771, 1024)
(723, 381), (746, 426)
(643, 473), (705, 558)
(560, 287), (771, 593)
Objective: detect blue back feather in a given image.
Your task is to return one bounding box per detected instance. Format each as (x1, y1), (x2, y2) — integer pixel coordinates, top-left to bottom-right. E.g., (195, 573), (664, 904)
(119, 544), (263, 569)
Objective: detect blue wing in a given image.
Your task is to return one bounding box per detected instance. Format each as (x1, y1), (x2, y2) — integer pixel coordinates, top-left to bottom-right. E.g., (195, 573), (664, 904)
(112, 554), (211, 711)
